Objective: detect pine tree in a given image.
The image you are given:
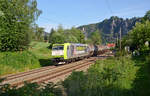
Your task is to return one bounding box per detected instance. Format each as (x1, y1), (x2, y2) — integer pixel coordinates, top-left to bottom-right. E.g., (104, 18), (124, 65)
(49, 28), (55, 43)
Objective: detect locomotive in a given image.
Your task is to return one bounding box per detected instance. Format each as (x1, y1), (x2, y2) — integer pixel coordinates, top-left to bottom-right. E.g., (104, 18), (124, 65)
(51, 43), (109, 65)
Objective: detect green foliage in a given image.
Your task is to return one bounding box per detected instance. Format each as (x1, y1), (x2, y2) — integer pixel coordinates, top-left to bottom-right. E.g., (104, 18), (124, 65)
(49, 28), (55, 43)
(35, 25), (45, 41)
(88, 29), (102, 45)
(44, 33), (48, 41)
(0, 0), (41, 51)
(49, 26), (65, 45)
(29, 41), (52, 59)
(63, 56), (138, 96)
(63, 71), (87, 96)
(0, 51), (40, 76)
(131, 55), (150, 96)
(0, 41), (53, 76)
(121, 10), (150, 53)
(49, 26), (85, 45)
(69, 27), (85, 43)
(123, 21), (150, 52)
(143, 10), (150, 21)
(0, 81), (62, 96)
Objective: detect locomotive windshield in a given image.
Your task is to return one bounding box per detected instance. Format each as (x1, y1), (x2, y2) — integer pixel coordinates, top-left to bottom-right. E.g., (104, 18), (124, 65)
(52, 46), (64, 50)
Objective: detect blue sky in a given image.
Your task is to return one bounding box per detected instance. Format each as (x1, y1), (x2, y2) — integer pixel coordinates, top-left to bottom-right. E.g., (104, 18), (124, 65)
(36, 0), (150, 32)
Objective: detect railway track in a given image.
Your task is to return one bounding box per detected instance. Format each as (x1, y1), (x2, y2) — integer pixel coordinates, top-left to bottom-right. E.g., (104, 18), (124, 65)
(1, 66), (56, 81)
(0, 56), (109, 87)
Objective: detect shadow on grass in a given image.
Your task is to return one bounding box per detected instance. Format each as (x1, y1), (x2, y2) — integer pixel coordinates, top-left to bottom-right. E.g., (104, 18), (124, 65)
(39, 59), (54, 67)
(131, 55), (150, 96)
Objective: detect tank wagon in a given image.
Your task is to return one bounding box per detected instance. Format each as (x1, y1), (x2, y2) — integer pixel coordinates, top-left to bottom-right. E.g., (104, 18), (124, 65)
(51, 43), (109, 65)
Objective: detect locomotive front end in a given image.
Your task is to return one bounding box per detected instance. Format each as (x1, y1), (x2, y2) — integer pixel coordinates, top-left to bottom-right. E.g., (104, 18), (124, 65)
(52, 44), (65, 64)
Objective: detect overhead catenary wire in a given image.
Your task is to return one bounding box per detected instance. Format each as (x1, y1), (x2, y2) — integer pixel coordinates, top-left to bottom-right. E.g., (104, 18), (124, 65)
(105, 0), (113, 15)
(105, 0), (122, 49)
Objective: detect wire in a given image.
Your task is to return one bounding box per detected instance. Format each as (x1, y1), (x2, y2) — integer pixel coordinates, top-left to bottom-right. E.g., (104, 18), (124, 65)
(105, 0), (113, 15)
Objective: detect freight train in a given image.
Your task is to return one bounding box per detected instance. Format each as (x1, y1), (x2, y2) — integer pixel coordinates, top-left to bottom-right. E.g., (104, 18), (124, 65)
(51, 43), (110, 65)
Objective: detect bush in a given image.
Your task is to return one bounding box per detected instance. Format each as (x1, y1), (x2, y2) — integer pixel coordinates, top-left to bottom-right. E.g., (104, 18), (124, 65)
(0, 80), (62, 96)
(63, 56), (138, 96)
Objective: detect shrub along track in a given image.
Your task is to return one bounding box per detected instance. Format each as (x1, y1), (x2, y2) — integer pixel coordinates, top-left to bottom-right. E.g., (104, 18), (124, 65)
(0, 55), (110, 87)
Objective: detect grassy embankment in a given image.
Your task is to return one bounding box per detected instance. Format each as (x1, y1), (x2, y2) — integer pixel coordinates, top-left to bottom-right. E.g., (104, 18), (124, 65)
(0, 41), (53, 76)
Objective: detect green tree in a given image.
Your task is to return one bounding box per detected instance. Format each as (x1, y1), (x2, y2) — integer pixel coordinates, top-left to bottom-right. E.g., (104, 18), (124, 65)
(57, 24), (64, 34)
(125, 21), (150, 52)
(89, 30), (102, 45)
(121, 10), (150, 52)
(64, 27), (85, 43)
(44, 34), (48, 41)
(49, 26), (85, 45)
(64, 29), (78, 43)
(49, 26), (65, 44)
(35, 26), (44, 41)
(49, 28), (55, 43)
(143, 10), (150, 22)
(70, 27), (85, 43)
(0, 0), (41, 51)
(85, 39), (93, 44)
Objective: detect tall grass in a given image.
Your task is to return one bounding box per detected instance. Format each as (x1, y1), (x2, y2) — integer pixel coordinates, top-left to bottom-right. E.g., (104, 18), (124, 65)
(63, 56), (139, 96)
(29, 41), (52, 59)
(0, 51), (40, 76)
(0, 41), (52, 76)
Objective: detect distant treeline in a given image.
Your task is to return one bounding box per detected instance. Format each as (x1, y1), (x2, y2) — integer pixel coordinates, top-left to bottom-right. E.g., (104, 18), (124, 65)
(48, 25), (102, 48)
